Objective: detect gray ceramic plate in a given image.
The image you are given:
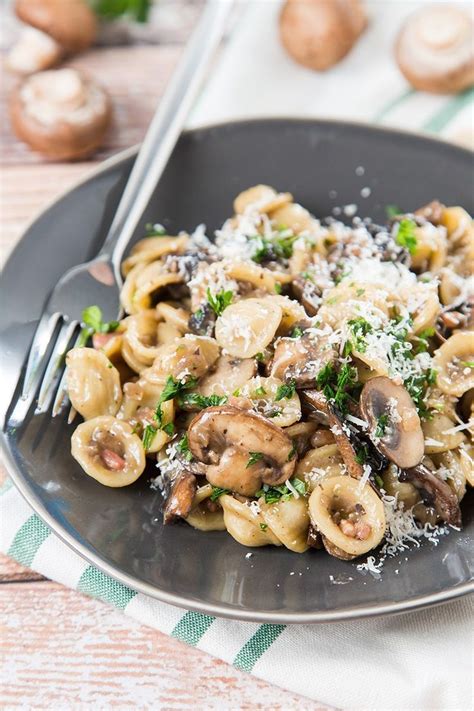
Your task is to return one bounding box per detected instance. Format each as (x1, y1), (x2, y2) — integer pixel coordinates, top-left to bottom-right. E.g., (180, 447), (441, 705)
(1, 120), (473, 622)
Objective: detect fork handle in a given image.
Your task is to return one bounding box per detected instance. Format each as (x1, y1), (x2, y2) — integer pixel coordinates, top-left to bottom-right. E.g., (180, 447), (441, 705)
(99, 0), (233, 270)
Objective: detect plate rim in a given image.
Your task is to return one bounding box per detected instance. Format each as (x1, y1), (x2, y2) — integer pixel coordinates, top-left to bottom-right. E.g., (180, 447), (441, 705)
(2, 117), (473, 623)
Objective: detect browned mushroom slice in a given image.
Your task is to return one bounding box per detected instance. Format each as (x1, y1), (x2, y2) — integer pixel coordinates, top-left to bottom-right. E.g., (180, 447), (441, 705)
(163, 471), (197, 524)
(360, 377), (424, 470)
(187, 405), (296, 496)
(401, 464), (461, 528)
(270, 332), (336, 388)
(321, 536), (356, 561)
(292, 275), (321, 315)
(301, 390), (363, 479)
(306, 523), (323, 549)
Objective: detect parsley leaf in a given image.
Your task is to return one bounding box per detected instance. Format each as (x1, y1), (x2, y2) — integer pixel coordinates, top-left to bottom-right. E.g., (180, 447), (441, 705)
(344, 317), (373, 356)
(92, 0), (152, 23)
(142, 375), (196, 449)
(254, 386), (267, 396)
(355, 444), (369, 465)
(375, 414), (389, 439)
(178, 392), (228, 409)
(145, 222), (166, 236)
(275, 380), (296, 401)
(255, 478), (306, 504)
(210, 486), (230, 502)
(395, 219), (418, 254)
(78, 305), (119, 347)
(460, 361), (474, 369)
(386, 204), (401, 219)
(142, 425), (157, 450)
(259, 523), (268, 531)
(246, 451), (264, 468)
(207, 288), (233, 316)
(176, 434), (193, 461)
(316, 363), (359, 414)
(290, 326), (303, 338)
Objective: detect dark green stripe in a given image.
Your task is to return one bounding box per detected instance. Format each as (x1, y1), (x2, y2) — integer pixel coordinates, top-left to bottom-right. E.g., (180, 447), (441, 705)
(77, 566), (136, 610)
(7, 514), (50, 567)
(233, 624), (286, 673)
(422, 87), (474, 133)
(171, 611), (215, 645)
(373, 89), (414, 123)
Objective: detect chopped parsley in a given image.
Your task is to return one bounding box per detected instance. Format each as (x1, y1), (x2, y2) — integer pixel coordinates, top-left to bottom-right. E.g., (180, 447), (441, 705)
(274, 282), (282, 294)
(375, 414), (389, 439)
(251, 230), (298, 263)
(275, 380), (296, 401)
(343, 317), (373, 356)
(246, 451), (264, 468)
(255, 352), (265, 362)
(405, 368), (437, 419)
(161, 422), (175, 437)
(142, 375), (197, 449)
(256, 478), (306, 504)
(77, 305), (119, 347)
(207, 288), (233, 316)
(92, 0), (152, 22)
(254, 386), (267, 396)
(178, 392), (228, 409)
(289, 326), (304, 338)
(355, 444), (369, 465)
(145, 222), (166, 236)
(210, 486), (230, 502)
(259, 523), (268, 531)
(316, 363), (359, 414)
(461, 361), (474, 369)
(386, 204), (401, 219)
(176, 434), (193, 461)
(287, 442), (297, 461)
(413, 327), (435, 354)
(395, 218), (418, 254)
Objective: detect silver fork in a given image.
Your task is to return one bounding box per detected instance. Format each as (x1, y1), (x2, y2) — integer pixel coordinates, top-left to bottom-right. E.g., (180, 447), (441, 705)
(7, 0), (232, 429)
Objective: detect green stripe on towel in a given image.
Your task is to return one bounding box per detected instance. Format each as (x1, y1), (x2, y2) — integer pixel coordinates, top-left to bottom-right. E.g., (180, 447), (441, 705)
(77, 566), (136, 609)
(7, 514), (50, 567)
(171, 611), (215, 645)
(233, 624), (286, 673)
(422, 87), (474, 134)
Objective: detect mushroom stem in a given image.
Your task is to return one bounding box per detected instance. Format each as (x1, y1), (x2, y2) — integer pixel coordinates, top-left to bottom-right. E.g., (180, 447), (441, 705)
(401, 464), (462, 528)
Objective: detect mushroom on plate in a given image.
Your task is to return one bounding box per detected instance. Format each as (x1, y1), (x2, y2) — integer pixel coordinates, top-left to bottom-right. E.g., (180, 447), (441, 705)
(360, 377), (424, 469)
(162, 471), (197, 524)
(187, 405), (296, 496)
(7, 0), (97, 74)
(401, 463), (462, 527)
(270, 331), (336, 388)
(395, 4), (474, 94)
(10, 68), (112, 160)
(279, 0), (367, 72)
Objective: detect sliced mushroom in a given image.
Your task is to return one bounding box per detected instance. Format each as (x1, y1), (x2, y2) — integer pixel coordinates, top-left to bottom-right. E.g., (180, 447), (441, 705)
(291, 275), (322, 315)
(279, 0), (367, 72)
(395, 4), (474, 94)
(360, 377), (424, 469)
(308, 476), (386, 559)
(270, 332), (336, 388)
(71, 416), (146, 487)
(301, 390), (363, 479)
(187, 405), (296, 496)
(197, 354), (256, 397)
(401, 464), (462, 528)
(10, 68), (111, 160)
(163, 471), (197, 524)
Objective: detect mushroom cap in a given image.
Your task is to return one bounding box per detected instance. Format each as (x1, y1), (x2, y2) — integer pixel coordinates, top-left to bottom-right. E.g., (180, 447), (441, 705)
(279, 0), (367, 72)
(395, 5), (474, 94)
(402, 464), (461, 527)
(6, 26), (62, 75)
(187, 405), (296, 494)
(360, 376), (424, 470)
(15, 0), (97, 52)
(10, 68), (112, 160)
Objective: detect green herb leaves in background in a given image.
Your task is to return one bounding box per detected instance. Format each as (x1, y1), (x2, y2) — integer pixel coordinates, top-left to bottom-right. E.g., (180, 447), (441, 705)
(90, 0), (151, 23)
(78, 305), (119, 347)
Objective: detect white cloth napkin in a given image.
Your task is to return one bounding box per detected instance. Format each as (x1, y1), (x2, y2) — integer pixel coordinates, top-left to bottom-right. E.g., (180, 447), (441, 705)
(2, 1), (473, 709)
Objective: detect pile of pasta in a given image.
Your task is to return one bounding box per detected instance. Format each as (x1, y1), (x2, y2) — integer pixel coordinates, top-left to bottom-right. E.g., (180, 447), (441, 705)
(66, 185), (473, 560)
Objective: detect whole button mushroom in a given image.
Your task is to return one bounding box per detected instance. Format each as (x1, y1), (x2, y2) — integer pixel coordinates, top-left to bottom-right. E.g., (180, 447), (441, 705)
(395, 4), (474, 94)
(10, 68), (112, 160)
(279, 0), (367, 71)
(7, 0), (97, 74)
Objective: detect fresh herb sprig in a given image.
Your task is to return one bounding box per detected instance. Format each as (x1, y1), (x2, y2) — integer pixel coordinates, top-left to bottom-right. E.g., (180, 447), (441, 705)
(246, 451), (264, 468)
(207, 288), (233, 316)
(256, 478), (306, 504)
(395, 218), (418, 254)
(210, 486), (230, 502)
(142, 375), (197, 449)
(275, 380), (296, 401)
(178, 392), (228, 410)
(78, 305), (119, 347)
(316, 363), (359, 414)
(91, 0), (151, 23)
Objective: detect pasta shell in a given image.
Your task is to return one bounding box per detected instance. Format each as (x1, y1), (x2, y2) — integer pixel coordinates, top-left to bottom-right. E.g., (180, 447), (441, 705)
(296, 444), (344, 491)
(66, 348), (122, 420)
(270, 202), (315, 234)
(225, 261), (292, 294)
(381, 463), (420, 509)
(121, 261), (183, 315)
(233, 185), (292, 215)
(240, 375), (301, 427)
(71, 416), (146, 487)
(185, 484), (226, 531)
(259, 496), (310, 553)
(308, 475), (386, 558)
(433, 331), (474, 396)
(422, 412), (465, 453)
(198, 354), (256, 397)
(215, 298), (283, 358)
(219, 494), (281, 547)
(145, 335), (219, 385)
(121, 235), (189, 275)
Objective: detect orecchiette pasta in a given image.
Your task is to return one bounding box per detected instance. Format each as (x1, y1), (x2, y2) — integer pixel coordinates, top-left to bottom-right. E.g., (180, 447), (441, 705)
(66, 188), (472, 563)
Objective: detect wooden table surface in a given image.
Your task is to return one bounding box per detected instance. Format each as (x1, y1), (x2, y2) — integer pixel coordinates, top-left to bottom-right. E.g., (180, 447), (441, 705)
(0, 16), (329, 709)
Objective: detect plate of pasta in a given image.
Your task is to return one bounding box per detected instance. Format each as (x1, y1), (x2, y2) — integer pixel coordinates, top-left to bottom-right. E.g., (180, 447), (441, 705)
(1, 119), (473, 622)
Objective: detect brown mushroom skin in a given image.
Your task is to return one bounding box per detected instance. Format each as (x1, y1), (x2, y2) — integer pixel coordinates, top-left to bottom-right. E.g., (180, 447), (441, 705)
(360, 377), (424, 470)
(163, 472), (197, 524)
(187, 406), (296, 495)
(15, 0), (97, 53)
(279, 0), (367, 72)
(395, 5), (474, 94)
(9, 73), (112, 161)
(402, 464), (461, 528)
